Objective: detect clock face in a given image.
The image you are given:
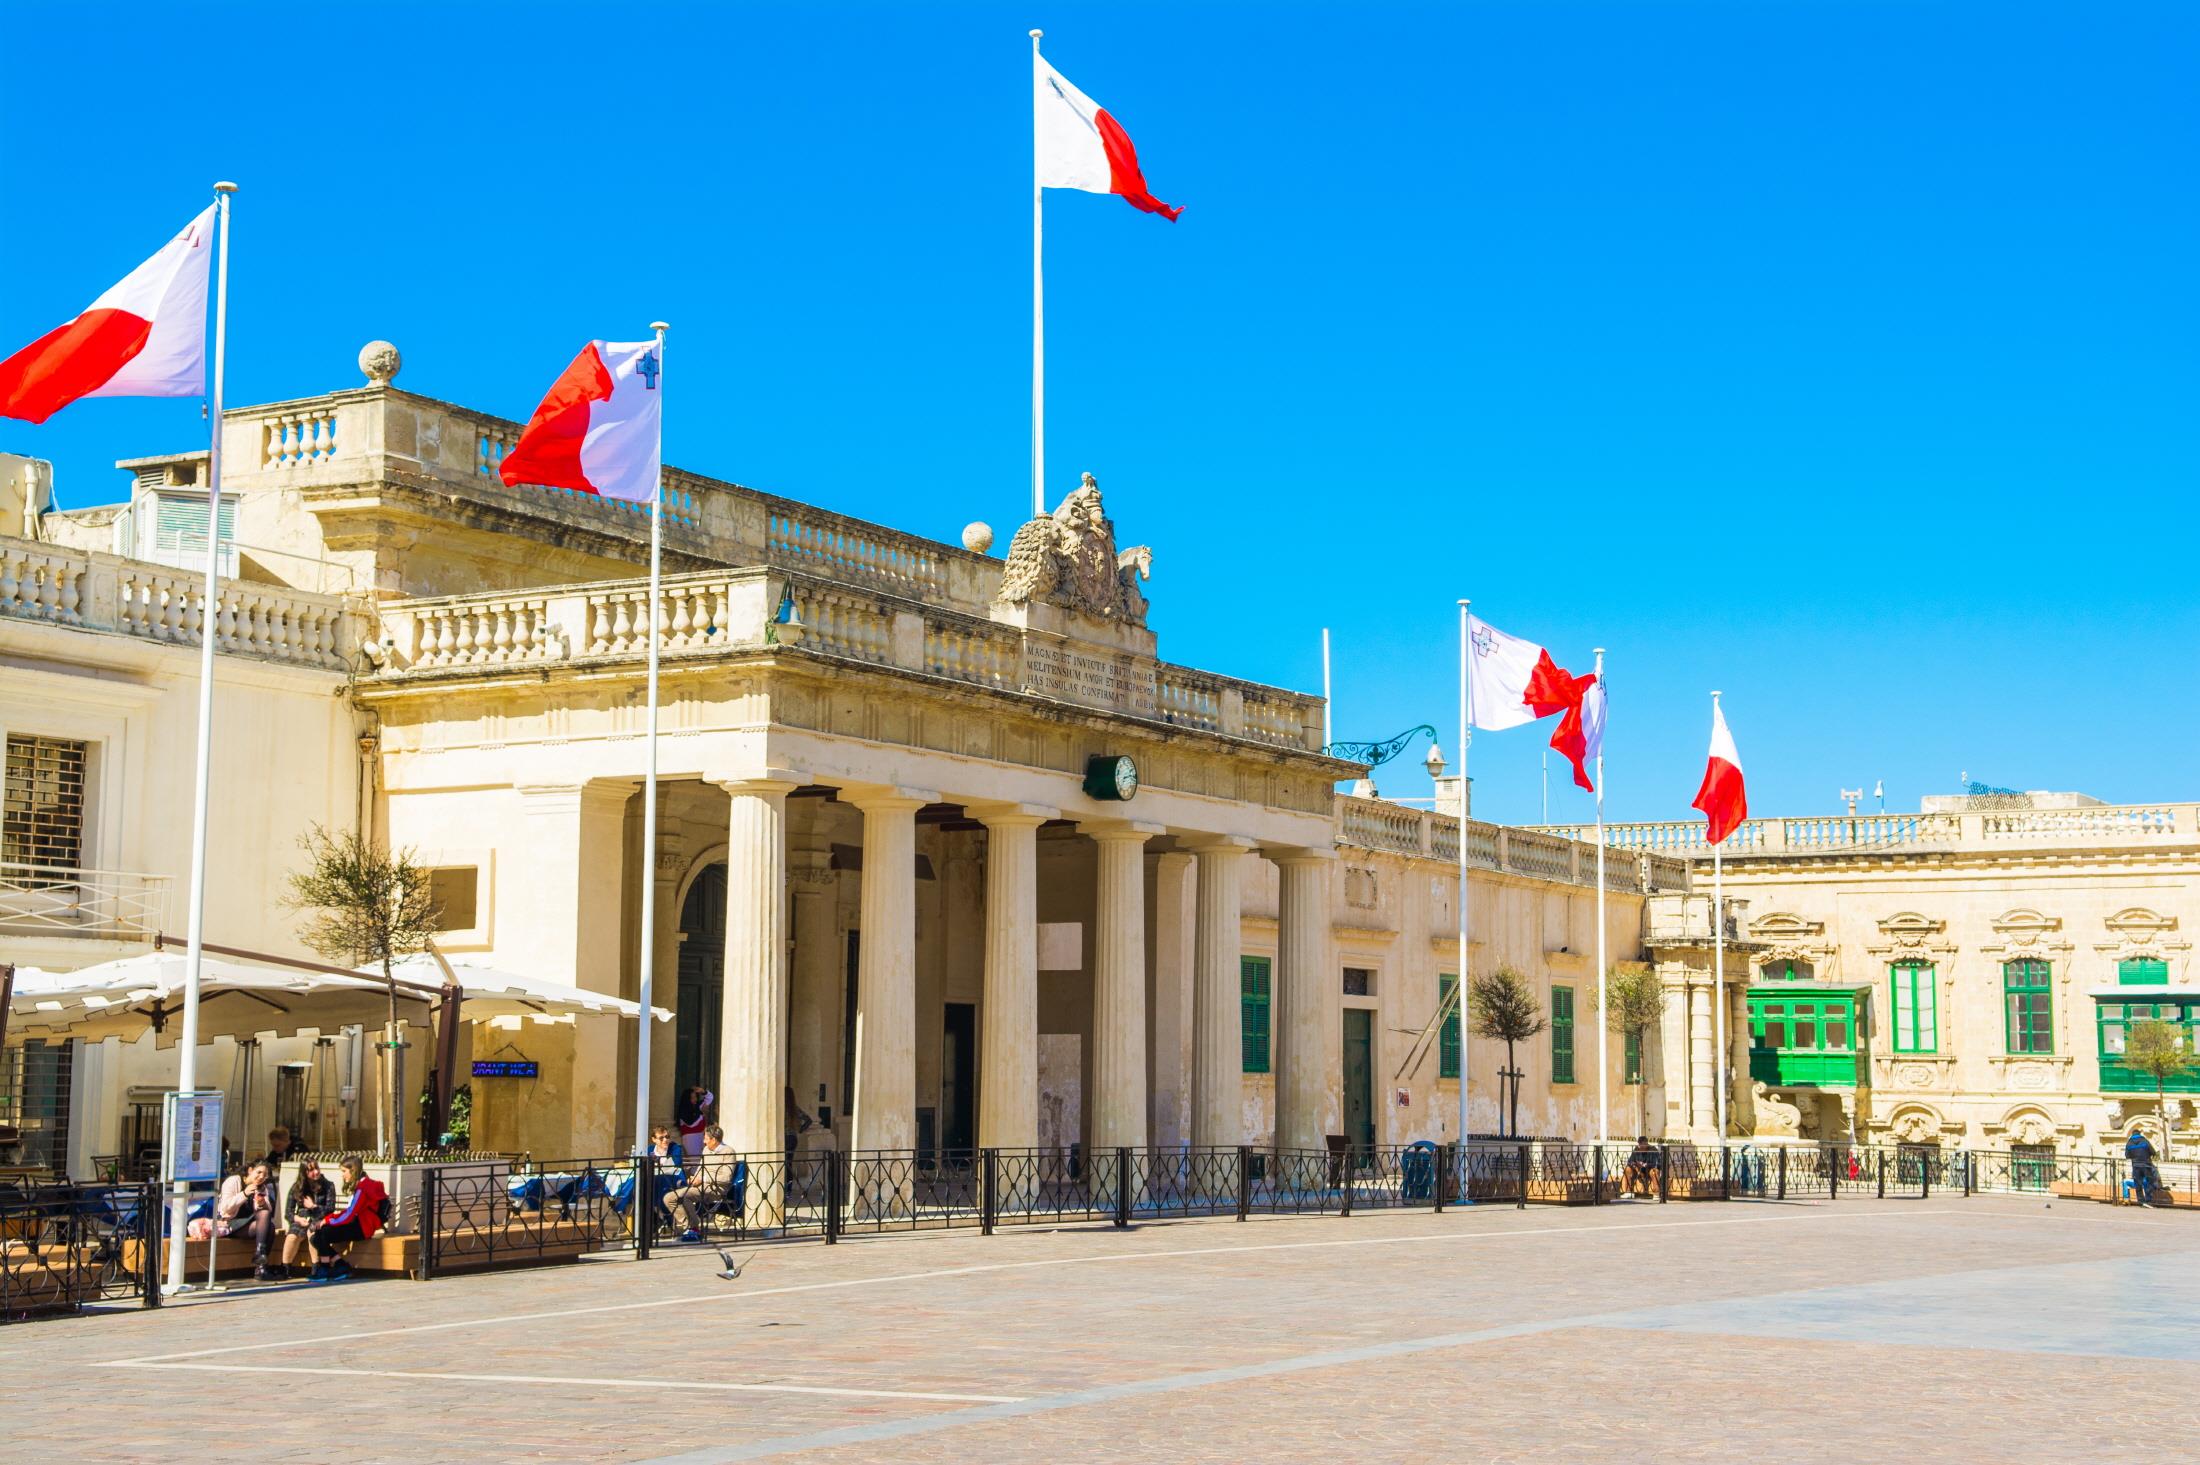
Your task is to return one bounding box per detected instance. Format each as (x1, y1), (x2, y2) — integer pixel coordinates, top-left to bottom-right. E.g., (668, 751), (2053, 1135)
(1112, 756), (1139, 800)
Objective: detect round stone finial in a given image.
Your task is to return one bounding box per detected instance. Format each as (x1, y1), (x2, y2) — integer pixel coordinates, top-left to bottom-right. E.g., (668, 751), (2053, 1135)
(962, 521), (995, 554)
(359, 340), (401, 386)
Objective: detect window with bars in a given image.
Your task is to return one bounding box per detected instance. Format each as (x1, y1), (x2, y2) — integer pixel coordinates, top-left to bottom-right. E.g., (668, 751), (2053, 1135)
(1240, 956), (1272, 1074)
(1890, 963), (1938, 1053)
(3, 734), (89, 873)
(1342, 967), (1373, 997)
(2004, 960), (2054, 1055)
(1551, 985), (1575, 1084)
(1439, 973), (1460, 1079)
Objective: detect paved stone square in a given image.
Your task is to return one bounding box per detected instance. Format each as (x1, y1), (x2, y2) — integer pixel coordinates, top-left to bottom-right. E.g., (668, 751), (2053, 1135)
(4, 1196), (2193, 1462)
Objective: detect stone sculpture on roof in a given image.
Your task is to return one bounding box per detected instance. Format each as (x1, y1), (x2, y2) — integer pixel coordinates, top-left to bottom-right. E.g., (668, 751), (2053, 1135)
(995, 473), (1152, 624)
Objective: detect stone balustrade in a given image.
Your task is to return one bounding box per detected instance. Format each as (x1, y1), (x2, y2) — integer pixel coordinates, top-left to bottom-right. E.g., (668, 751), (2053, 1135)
(226, 389), (997, 608)
(0, 534), (359, 671)
(1534, 803), (2200, 859)
(1337, 795), (1691, 893)
(369, 568), (1325, 752)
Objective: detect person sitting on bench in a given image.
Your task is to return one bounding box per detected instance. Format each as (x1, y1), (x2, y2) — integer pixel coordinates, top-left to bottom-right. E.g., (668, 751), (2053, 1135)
(214, 1160), (281, 1280)
(282, 1158), (336, 1278)
(1624, 1137), (1662, 1198)
(666, 1125), (735, 1242)
(310, 1157), (389, 1281)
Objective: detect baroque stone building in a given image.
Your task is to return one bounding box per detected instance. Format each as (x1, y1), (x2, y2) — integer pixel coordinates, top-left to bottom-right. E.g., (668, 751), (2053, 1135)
(1540, 796), (2200, 1158)
(0, 351), (1686, 1175)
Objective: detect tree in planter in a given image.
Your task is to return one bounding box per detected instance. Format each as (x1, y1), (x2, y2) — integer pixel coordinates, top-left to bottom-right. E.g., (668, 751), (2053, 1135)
(285, 826), (440, 1156)
(1598, 965), (1666, 1137)
(2122, 1019), (2197, 1162)
(1469, 964), (1545, 1139)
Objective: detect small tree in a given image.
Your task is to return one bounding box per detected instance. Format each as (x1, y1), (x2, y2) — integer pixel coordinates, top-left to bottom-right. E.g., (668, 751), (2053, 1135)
(285, 826), (440, 1156)
(1470, 964), (1545, 1139)
(1600, 966), (1666, 1137)
(2123, 1019), (2196, 1159)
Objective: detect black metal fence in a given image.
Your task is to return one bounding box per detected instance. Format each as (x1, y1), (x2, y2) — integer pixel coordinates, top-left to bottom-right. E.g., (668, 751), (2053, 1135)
(0, 1180), (160, 1320)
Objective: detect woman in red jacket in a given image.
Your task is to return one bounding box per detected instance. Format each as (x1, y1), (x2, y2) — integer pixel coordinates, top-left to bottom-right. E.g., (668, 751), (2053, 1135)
(310, 1157), (389, 1281)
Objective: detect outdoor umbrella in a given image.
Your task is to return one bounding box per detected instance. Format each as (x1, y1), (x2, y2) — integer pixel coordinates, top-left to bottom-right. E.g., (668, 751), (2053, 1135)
(7, 952), (432, 1046)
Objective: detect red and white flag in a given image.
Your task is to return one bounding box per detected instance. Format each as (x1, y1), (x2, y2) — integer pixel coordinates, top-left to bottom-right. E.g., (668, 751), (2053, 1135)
(1691, 699), (1748, 844)
(0, 206), (217, 424)
(499, 340), (663, 504)
(1465, 615), (1550, 731)
(1550, 677), (1606, 794)
(1035, 52), (1182, 220)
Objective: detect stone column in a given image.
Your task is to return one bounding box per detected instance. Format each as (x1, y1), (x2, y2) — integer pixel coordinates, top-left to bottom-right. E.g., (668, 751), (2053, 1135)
(848, 790), (927, 1156)
(1188, 838), (1254, 1150)
(1148, 850), (1194, 1149)
(1688, 977), (1715, 1140)
(1272, 850), (1336, 1154)
(1087, 822), (1160, 1152)
(787, 836), (837, 1143)
(713, 774), (799, 1170)
(976, 807), (1049, 1152)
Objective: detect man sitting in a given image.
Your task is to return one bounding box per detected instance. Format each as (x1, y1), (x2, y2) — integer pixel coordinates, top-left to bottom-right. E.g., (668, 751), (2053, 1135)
(1624, 1137), (1663, 1198)
(666, 1124), (736, 1242)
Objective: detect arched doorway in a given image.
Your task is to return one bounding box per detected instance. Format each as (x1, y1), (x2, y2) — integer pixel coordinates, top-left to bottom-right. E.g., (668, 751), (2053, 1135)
(675, 864), (725, 1102)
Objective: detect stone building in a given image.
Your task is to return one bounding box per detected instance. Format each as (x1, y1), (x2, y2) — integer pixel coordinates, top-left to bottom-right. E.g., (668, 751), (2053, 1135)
(0, 350), (1686, 1176)
(1541, 796), (2200, 1158)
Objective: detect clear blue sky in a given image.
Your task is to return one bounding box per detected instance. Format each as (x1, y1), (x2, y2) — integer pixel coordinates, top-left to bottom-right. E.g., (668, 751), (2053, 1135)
(4, 2), (2193, 825)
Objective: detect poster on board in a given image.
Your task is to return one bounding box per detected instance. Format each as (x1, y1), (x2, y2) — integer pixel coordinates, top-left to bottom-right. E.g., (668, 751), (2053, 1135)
(162, 1091), (224, 1183)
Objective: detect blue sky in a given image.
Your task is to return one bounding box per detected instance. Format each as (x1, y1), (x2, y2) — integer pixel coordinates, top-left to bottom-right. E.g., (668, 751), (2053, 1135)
(3, 1), (2194, 825)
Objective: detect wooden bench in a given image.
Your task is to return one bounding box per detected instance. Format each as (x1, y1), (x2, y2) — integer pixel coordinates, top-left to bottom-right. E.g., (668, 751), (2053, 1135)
(341, 1218), (612, 1276)
(1524, 1178), (1622, 1206)
(1664, 1177), (1730, 1201)
(2, 1240), (117, 1311)
(122, 1236), (262, 1278)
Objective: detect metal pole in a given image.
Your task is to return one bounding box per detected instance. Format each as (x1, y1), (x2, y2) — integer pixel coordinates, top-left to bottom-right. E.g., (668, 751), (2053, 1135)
(1712, 687), (1728, 1144)
(1455, 600), (1473, 1196)
(632, 321), (668, 1156)
(1321, 627), (1332, 749)
(1029, 29), (1046, 520)
(1593, 648), (1606, 1147)
(169, 180), (235, 1297)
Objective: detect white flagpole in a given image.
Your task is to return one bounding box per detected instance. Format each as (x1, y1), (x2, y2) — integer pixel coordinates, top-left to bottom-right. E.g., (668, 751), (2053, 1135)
(1321, 628), (1332, 748)
(1455, 599), (1473, 1185)
(633, 321), (668, 1156)
(168, 180), (234, 1295)
(1711, 689), (1727, 1141)
(1593, 647), (1607, 1147)
(1030, 28), (1047, 520)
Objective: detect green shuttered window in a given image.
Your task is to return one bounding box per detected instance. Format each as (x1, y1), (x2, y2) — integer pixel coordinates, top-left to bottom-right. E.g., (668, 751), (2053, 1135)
(1890, 963), (1937, 1054)
(1439, 973), (1460, 1079)
(2119, 959), (2169, 986)
(1240, 955), (1272, 1074)
(1551, 985), (1575, 1084)
(2003, 960), (2053, 1055)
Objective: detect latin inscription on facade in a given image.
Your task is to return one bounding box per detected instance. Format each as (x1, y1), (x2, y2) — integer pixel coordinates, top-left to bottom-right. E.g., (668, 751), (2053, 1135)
(1022, 641), (1157, 717)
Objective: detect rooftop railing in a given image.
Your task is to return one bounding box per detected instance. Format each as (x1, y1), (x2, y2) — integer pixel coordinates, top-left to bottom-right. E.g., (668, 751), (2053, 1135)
(369, 570), (1326, 754)
(0, 534), (361, 672)
(1530, 804), (2200, 859)
(0, 863), (170, 940)
(1337, 796), (1691, 892)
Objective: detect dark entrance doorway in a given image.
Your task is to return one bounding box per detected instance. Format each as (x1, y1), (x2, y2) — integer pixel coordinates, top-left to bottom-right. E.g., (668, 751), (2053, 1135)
(1342, 1008), (1375, 1151)
(675, 865), (725, 1105)
(942, 1002), (977, 1154)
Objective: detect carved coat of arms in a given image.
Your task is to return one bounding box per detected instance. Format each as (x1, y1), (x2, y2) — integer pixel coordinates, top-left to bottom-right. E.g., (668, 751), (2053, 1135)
(995, 473), (1152, 623)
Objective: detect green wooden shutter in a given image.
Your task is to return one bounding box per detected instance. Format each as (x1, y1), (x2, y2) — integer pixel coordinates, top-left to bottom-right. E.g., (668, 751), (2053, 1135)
(2119, 959), (2169, 986)
(1891, 964), (1937, 1054)
(1623, 1029), (1642, 1084)
(2003, 960), (2053, 1054)
(1240, 956), (1271, 1074)
(1551, 985), (1574, 1084)
(1438, 973), (1460, 1079)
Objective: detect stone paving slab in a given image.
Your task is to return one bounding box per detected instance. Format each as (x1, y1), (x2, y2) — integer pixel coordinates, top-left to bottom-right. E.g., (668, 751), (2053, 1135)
(2, 1196), (2188, 1462)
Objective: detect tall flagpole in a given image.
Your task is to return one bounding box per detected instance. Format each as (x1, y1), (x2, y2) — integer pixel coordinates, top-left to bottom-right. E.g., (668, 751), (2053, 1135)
(1593, 648), (1607, 1147)
(169, 180), (235, 1295)
(1321, 628), (1332, 747)
(633, 321), (669, 1155)
(1030, 28), (1047, 519)
(1456, 600), (1473, 1183)
(1711, 689), (1727, 1140)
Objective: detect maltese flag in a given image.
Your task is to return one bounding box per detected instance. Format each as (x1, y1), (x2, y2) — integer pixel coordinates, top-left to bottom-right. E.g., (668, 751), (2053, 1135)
(0, 205), (216, 424)
(1467, 614), (1563, 732)
(1035, 51), (1182, 220)
(1691, 699), (1748, 845)
(499, 340), (663, 503)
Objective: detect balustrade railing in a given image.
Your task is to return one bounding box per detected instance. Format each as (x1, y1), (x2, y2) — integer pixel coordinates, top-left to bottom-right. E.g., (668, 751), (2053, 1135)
(0, 534), (356, 670)
(1336, 796), (1684, 892)
(1534, 801), (2200, 858)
